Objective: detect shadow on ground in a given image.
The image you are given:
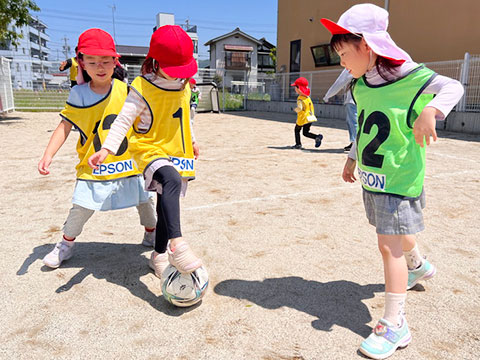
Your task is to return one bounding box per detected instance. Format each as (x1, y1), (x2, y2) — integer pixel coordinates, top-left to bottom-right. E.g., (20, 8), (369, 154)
(226, 111), (480, 143)
(268, 145), (345, 154)
(226, 110), (348, 132)
(0, 115), (25, 125)
(17, 242), (201, 315)
(214, 277), (384, 338)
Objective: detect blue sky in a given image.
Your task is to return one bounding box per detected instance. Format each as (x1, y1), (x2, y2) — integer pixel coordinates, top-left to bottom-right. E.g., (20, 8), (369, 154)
(32, 0), (278, 61)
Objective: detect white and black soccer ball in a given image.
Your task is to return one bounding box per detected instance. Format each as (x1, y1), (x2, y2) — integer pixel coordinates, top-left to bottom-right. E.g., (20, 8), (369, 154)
(161, 264), (209, 307)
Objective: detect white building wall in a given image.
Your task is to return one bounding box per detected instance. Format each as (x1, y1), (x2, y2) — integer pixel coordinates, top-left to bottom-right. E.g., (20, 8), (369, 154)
(209, 35), (259, 89)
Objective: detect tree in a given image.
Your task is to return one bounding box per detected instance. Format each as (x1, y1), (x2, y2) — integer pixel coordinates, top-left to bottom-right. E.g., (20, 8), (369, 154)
(0, 0), (40, 47)
(267, 47), (277, 74)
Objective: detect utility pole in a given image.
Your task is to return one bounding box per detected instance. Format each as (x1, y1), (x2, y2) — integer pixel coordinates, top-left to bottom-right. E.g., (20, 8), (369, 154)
(62, 36), (70, 59)
(36, 17), (45, 90)
(109, 4), (117, 44)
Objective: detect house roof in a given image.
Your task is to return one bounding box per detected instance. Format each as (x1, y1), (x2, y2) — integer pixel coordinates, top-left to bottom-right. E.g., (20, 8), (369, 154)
(116, 45), (149, 57)
(258, 37), (275, 49)
(204, 28), (263, 46)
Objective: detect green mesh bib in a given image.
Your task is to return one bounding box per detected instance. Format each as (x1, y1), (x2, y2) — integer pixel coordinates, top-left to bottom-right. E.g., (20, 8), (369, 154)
(353, 65), (436, 197)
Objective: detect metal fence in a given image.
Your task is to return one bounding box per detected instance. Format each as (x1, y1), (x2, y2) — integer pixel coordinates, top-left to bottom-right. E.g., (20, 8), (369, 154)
(8, 53), (480, 112)
(246, 53), (480, 112)
(0, 57), (14, 113)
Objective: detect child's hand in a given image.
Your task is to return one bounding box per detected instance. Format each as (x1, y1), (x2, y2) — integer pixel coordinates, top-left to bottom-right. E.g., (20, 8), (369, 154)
(88, 149), (110, 169)
(193, 142), (200, 160)
(413, 107), (438, 147)
(38, 155), (52, 175)
(342, 157), (357, 183)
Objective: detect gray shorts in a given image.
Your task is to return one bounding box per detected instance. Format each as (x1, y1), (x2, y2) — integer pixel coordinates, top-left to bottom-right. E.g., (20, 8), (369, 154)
(362, 189), (426, 235)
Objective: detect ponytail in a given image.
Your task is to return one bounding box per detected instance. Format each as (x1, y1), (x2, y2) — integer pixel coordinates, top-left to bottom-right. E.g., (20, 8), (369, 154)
(141, 57), (159, 76)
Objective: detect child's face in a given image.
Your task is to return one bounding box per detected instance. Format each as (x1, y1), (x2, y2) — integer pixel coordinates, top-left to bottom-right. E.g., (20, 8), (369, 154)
(81, 55), (116, 84)
(335, 39), (373, 78)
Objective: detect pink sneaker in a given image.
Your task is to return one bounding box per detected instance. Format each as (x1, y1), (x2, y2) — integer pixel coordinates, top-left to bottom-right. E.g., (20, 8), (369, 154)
(167, 240), (202, 274)
(148, 251), (169, 278)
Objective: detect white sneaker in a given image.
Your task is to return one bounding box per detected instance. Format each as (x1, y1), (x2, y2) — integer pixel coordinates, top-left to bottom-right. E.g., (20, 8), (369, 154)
(43, 240), (75, 268)
(167, 240), (202, 274)
(148, 251), (169, 278)
(142, 230), (155, 247)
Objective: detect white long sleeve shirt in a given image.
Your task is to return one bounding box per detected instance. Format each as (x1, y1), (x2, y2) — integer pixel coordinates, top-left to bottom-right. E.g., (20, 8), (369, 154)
(102, 73), (195, 154)
(348, 61), (464, 160)
(323, 68), (355, 105)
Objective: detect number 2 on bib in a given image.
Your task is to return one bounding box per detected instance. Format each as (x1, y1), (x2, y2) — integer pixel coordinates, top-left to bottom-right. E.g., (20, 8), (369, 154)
(357, 110), (390, 169)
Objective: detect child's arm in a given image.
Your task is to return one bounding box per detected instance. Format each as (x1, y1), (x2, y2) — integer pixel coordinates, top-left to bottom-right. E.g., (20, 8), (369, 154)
(412, 107), (438, 147)
(88, 91), (146, 169)
(342, 157), (357, 183)
(294, 100), (304, 113)
(323, 68), (353, 102)
(38, 120), (73, 175)
(414, 74), (464, 147)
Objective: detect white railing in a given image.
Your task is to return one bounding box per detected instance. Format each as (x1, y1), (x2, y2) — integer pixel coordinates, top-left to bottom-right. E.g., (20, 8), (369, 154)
(0, 57), (14, 113)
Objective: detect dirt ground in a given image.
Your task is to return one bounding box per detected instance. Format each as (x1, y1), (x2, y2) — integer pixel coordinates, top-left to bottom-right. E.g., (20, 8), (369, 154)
(0, 110), (479, 360)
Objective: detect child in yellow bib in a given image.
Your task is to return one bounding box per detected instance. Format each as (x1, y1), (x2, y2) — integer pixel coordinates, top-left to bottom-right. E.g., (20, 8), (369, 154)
(89, 25), (203, 277)
(38, 29), (157, 269)
(290, 77), (323, 149)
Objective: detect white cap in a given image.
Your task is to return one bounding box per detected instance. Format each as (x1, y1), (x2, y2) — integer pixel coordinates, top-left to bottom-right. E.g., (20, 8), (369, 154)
(321, 3), (412, 62)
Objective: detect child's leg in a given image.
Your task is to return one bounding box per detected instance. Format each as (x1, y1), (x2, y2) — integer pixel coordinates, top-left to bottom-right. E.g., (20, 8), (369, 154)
(154, 192), (170, 254)
(378, 234), (408, 326)
(136, 196), (156, 246)
(152, 166), (183, 248)
(302, 123), (323, 147)
(359, 233), (411, 359)
(301, 123), (318, 139)
(403, 237), (436, 289)
(152, 166), (201, 273)
(148, 192), (169, 278)
(294, 125), (302, 146)
(43, 204), (95, 268)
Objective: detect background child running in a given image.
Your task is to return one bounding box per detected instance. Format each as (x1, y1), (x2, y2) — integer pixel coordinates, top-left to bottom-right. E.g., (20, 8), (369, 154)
(38, 28), (157, 269)
(321, 4), (464, 360)
(189, 78), (201, 122)
(88, 25), (202, 277)
(290, 77), (323, 149)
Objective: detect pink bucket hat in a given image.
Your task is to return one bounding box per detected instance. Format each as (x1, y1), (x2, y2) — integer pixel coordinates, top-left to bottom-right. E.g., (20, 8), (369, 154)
(320, 3), (411, 63)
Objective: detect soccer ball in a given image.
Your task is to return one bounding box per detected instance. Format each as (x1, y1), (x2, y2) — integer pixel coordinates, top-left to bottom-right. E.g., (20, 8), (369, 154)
(161, 264), (209, 307)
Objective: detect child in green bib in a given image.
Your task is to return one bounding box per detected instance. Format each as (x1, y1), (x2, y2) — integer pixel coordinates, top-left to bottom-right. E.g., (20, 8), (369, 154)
(321, 4), (464, 359)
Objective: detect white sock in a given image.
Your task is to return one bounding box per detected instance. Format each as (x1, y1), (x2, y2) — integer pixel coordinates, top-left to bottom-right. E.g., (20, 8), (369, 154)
(384, 292), (407, 327)
(403, 244), (423, 270)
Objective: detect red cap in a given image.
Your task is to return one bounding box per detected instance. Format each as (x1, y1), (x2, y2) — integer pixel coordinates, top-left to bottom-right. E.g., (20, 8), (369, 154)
(320, 19), (351, 35)
(147, 25), (198, 78)
(189, 78), (196, 85)
(291, 77), (310, 96)
(77, 28), (120, 57)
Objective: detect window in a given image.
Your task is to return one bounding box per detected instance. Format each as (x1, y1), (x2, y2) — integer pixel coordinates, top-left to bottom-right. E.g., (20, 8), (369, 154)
(310, 44), (340, 67)
(289, 40), (301, 72)
(258, 54), (273, 67)
(225, 51), (251, 70)
(192, 40), (198, 54)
